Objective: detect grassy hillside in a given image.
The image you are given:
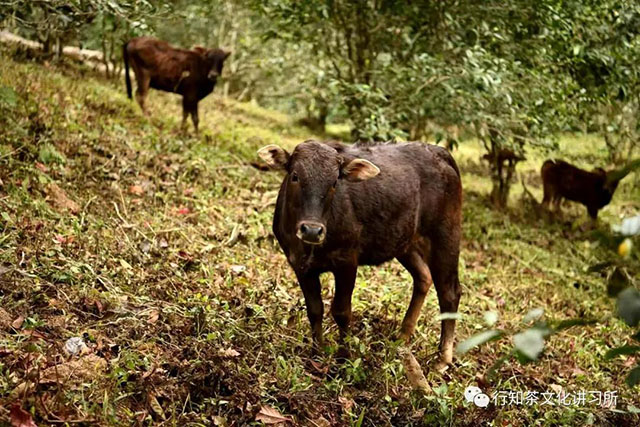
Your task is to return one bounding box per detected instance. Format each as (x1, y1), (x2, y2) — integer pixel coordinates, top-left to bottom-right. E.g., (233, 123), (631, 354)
(0, 51), (639, 426)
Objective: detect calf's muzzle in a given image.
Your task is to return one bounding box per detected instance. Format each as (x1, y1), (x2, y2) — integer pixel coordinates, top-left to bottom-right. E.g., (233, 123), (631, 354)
(297, 221), (326, 245)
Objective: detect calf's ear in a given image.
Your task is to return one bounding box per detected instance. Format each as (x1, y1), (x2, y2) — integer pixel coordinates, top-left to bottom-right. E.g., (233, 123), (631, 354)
(223, 50), (232, 60)
(341, 158), (380, 182)
(257, 145), (290, 170)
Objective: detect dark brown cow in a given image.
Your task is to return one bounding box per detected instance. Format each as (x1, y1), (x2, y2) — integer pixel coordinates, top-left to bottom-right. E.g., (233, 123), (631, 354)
(481, 148), (526, 164)
(123, 37), (230, 133)
(541, 159), (626, 219)
(258, 140), (462, 368)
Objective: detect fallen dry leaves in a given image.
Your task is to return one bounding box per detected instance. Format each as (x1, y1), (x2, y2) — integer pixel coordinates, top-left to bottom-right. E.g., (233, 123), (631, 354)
(0, 307), (13, 329)
(9, 404), (37, 427)
(128, 184), (144, 196)
(148, 392), (166, 420)
(38, 354), (107, 385)
(46, 182), (80, 214)
(34, 161), (48, 173)
(147, 309), (160, 324)
(218, 348), (241, 358)
(255, 405), (292, 425)
(11, 315), (24, 329)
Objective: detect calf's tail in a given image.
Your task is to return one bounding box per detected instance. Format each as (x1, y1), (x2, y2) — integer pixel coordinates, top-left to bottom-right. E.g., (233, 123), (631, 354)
(123, 41), (132, 99)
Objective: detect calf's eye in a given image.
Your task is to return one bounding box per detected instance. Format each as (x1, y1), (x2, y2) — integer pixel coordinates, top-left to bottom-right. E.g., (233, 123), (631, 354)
(332, 180), (338, 188)
(291, 172), (299, 182)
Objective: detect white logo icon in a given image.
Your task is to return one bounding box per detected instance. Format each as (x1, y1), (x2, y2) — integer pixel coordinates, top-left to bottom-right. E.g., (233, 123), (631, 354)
(465, 385), (490, 408)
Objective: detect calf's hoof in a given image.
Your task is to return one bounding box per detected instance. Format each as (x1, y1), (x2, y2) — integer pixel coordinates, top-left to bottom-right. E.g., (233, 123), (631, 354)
(434, 360), (450, 374)
(397, 329), (413, 344)
(435, 351), (453, 373)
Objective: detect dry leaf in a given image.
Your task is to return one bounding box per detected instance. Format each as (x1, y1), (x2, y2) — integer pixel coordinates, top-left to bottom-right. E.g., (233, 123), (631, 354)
(403, 351), (431, 392)
(310, 359), (328, 374)
(35, 161), (48, 172)
(21, 329), (45, 339)
(338, 396), (354, 413)
(218, 348), (240, 358)
(230, 265), (246, 274)
(128, 185), (144, 196)
(311, 416), (331, 427)
(0, 307), (13, 329)
(9, 404), (37, 427)
(11, 315), (24, 329)
(46, 183), (80, 214)
(549, 383), (563, 394)
(255, 405), (291, 425)
(212, 415), (227, 426)
(148, 392), (166, 420)
(39, 354), (107, 384)
(147, 310), (160, 324)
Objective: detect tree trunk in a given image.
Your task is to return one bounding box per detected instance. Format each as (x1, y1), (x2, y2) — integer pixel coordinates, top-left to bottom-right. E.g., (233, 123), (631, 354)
(101, 17), (110, 78)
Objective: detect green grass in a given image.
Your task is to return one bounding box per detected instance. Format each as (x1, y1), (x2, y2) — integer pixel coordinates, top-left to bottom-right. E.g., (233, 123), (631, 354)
(0, 50), (639, 426)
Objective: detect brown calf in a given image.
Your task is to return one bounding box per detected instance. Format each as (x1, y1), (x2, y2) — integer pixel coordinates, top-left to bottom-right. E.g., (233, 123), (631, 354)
(123, 37), (230, 133)
(541, 159), (626, 219)
(258, 140), (463, 368)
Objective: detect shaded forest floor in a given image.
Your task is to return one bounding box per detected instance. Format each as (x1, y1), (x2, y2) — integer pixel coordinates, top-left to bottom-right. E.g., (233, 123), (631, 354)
(1, 49), (639, 426)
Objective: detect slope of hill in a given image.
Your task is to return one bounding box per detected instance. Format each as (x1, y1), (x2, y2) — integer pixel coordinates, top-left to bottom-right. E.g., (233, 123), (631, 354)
(0, 51), (638, 425)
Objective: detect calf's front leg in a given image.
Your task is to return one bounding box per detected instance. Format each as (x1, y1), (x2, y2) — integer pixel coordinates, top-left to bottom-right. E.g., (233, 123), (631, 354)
(296, 272), (324, 352)
(332, 265), (357, 358)
(191, 103), (199, 134)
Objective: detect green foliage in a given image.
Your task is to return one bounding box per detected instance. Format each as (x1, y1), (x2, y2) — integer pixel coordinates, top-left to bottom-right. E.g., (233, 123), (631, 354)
(617, 288), (640, 328)
(456, 308), (602, 378)
(0, 86), (18, 108)
(456, 330), (503, 355)
(513, 328), (548, 361)
(628, 366), (640, 387)
(38, 143), (66, 164)
(253, 0), (640, 204)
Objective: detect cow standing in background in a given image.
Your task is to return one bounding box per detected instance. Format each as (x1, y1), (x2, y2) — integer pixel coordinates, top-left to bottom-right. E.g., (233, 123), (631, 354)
(258, 140), (462, 369)
(541, 159), (633, 219)
(123, 37), (230, 133)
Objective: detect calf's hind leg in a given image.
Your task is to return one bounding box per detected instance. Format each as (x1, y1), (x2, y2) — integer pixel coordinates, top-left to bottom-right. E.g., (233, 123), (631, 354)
(182, 97), (199, 134)
(134, 69), (150, 115)
(397, 249), (433, 342)
(429, 237), (462, 368)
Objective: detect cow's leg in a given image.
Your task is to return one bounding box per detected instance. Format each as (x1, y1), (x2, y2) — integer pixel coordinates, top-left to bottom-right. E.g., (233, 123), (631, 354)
(191, 103), (199, 134)
(135, 70), (150, 115)
(429, 233), (462, 370)
(181, 107), (189, 131)
(397, 249), (432, 342)
(331, 264), (357, 358)
(182, 97), (198, 134)
(541, 183), (552, 212)
(553, 196), (562, 216)
(296, 271), (324, 352)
